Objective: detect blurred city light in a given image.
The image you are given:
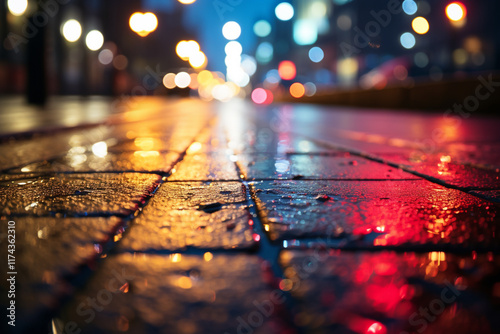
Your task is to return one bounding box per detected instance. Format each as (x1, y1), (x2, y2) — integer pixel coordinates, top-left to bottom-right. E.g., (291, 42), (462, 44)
(290, 82), (305, 98)
(402, 0), (418, 15)
(85, 30), (104, 51)
(414, 52), (429, 67)
(400, 32), (416, 49)
(176, 40), (201, 60)
(222, 21), (241, 40)
(304, 82), (317, 96)
(446, 2), (466, 22)
(129, 12), (158, 37)
(256, 42), (273, 64)
(275, 2), (294, 21)
(278, 61), (297, 80)
(412, 17), (429, 34)
(175, 72), (191, 88)
(7, 0), (28, 16)
(98, 49), (113, 65)
(253, 20), (272, 38)
(293, 19), (318, 45)
(309, 46), (325, 63)
(225, 41), (242, 56)
(178, 0), (197, 4)
(163, 73), (176, 89)
(62, 20), (82, 43)
(189, 51), (207, 69)
(251, 88), (273, 104)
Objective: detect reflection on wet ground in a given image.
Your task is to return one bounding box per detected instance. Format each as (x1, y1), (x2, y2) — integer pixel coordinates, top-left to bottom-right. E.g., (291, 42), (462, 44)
(0, 97), (499, 334)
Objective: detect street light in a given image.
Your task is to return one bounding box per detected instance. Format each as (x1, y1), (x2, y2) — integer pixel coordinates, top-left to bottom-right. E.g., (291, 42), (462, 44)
(129, 12), (158, 37)
(62, 19), (82, 42)
(446, 2), (466, 27)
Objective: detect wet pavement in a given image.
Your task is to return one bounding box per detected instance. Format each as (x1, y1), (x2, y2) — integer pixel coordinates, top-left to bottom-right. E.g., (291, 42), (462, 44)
(1, 97), (500, 334)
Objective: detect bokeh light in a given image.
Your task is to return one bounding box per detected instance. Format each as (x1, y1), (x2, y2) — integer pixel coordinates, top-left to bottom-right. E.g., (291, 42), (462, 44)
(309, 47), (324, 63)
(256, 42), (273, 64)
(414, 52), (429, 68)
(178, 0), (196, 4)
(402, 0), (418, 15)
(304, 82), (317, 96)
(293, 19), (318, 45)
(337, 14), (352, 31)
(189, 51), (207, 69)
(290, 83), (305, 98)
(225, 41), (242, 56)
(278, 60), (297, 80)
(85, 30), (104, 51)
(113, 55), (128, 70)
(400, 32), (416, 49)
(275, 2), (294, 21)
(129, 12), (158, 37)
(253, 20), (272, 38)
(176, 40), (201, 60)
(222, 21), (241, 40)
(446, 2), (466, 22)
(175, 72), (191, 89)
(7, 0), (28, 16)
(163, 73), (176, 89)
(98, 49), (113, 65)
(62, 19), (82, 43)
(251, 88), (273, 104)
(412, 17), (429, 34)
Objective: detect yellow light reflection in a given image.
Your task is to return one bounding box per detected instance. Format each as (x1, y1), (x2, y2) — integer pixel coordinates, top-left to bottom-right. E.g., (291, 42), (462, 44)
(203, 252), (213, 261)
(134, 138), (156, 151)
(170, 253), (182, 263)
(176, 277), (192, 289)
(186, 142), (202, 154)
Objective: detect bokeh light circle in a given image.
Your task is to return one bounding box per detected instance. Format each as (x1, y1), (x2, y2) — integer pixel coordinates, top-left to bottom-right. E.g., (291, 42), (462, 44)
(62, 19), (82, 42)
(308, 47), (324, 63)
(222, 21), (241, 40)
(400, 32), (416, 49)
(275, 3), (294, 21)
(85, 30), (104, 51)
(253, 20), (272, 37)
(412, 17), (429, 34)
(278, 60), (297, 80)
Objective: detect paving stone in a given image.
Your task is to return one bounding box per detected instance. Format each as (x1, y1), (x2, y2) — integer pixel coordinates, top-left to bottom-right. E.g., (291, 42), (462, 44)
(57, 253), (289, 334)
(469, 190), (500, 203)
(0, 173), (161, 216)
(0, 217), (122, 325)
(251, 180), (500, 249)
(0, 125), (112, 171)
(378, 153), (500, 190)
(238, 153), (418, 180)
(109, 137), (195, 153)
(279, 250), (500, 334)
(119, 182), (256, 251)
(169, 153), (240, 181)
(10, 151), (180, 173)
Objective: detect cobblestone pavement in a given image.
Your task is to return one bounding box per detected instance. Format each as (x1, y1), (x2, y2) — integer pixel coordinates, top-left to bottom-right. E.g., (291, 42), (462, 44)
(1, 97), (500, 334)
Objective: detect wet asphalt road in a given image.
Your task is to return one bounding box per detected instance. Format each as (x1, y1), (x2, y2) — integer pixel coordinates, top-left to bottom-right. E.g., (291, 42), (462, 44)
(1, 97), (500, 334)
